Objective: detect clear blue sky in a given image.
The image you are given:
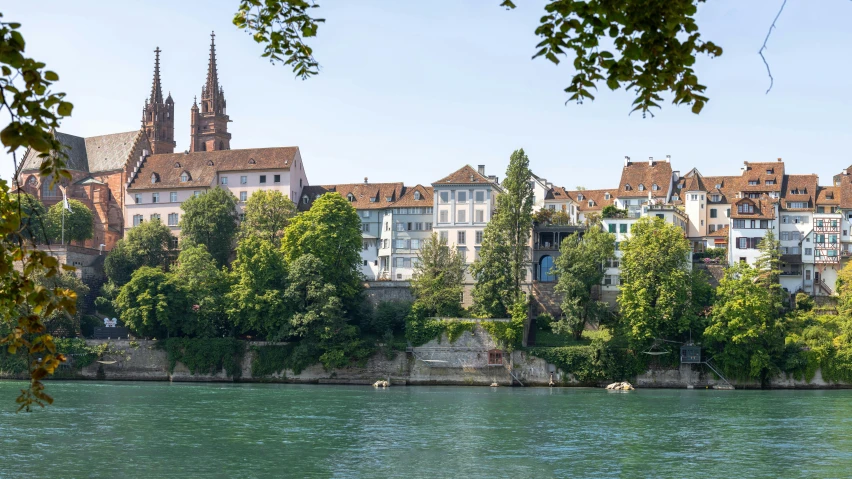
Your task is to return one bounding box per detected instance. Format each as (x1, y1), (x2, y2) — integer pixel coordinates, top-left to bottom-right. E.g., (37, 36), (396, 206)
(2, 1), (851, 189)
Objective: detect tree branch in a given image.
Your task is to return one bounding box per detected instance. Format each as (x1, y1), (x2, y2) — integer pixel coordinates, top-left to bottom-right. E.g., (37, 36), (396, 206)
(759, 0), (788, 94)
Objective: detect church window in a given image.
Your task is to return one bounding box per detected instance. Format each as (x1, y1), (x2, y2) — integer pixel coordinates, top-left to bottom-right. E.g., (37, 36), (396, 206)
(27, 176), (37, 187)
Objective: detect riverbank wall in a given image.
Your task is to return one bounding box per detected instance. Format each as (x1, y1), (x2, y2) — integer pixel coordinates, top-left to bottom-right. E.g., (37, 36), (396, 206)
(2, 325), (849, 389)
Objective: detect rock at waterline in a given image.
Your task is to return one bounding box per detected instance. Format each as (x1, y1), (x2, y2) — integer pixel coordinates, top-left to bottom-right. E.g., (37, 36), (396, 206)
(373, 380), (389, 388)
(606, 381), (635, 391)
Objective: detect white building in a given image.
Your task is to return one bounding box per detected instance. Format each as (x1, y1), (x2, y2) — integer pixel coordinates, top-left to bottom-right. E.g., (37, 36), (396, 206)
(124, 147), (308, 240)
(432, 165), (501, 305)
(298, 181), (434, 281)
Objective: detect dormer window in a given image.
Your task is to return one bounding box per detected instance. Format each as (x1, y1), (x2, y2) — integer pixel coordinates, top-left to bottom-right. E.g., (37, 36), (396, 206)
(206, 160), (214, 166)
(173, 162), (181, 168)
(347, 193), (355, 202)
(248, 158), (256, 165)
(414, 191), (421, 200)
(672, 195), (680, 201)
(588, 200), (594, 207)
(715, 183), (722, 189)
(180, 171), (191, 182)
(765, 179), (776, 185)
(369, 197), (377, 203)
(652, 184), (659, 191)
(737, 202), (755, 214)
(604, 193), (610, 200)
(302, 195), (309, 205)
(766, 168), (774, 174)
(578, 194), (584, 201)
(638, 184), (645, 191)
(314, 194), (320, 200)
(748, 180), (759, 186)
(625, 184), (632, 191)
(385, 196), (392, 202)
(151, 173), (159, 184)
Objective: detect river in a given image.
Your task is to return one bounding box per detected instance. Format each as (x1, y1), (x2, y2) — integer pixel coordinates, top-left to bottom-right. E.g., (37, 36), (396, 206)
(1, 381), (850, 478)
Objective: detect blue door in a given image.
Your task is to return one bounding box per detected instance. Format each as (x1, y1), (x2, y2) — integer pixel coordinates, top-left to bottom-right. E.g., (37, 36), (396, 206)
(539, 256), (555, 282)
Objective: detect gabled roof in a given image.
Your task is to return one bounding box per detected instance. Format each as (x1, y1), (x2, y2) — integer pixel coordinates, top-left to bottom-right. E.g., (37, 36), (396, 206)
(127, 147), (299, 190)
(433, 165), (494, 186)
(731, 195), (776, 220)
(816, 186), (840, 206)
(545, 186), (576, 202)
(780, 174), (818, 210)
(299, 183), (432, 211)
(708, 225), (729, 238)
(740, 160), (784, 193)
(20, 130), (147, 175)
(566, 189), (617, 212)
(395, 185), (434, 207)
(618, 160), (672, 199)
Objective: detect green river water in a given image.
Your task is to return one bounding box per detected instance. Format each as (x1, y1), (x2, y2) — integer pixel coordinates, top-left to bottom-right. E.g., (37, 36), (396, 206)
(1, 381), (851, 478)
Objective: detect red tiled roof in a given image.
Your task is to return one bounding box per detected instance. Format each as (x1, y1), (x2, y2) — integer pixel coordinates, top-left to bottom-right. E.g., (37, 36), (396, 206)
(816, 185), (840, 206)
(433, 165), (494, 186)
(740, 160), (784, 193)
(618, 160), (672, 199)
(299, 183), (432, 211)
(708, 225), (729, 237)
(566, 189), (617, 212)
(780, 174), (818, 210)
(731, 195), (776, 220)
(128, 147), (298, 189)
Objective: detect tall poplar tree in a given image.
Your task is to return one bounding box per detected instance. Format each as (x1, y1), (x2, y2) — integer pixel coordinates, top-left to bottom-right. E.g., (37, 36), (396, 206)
(471, 148), (534, 317)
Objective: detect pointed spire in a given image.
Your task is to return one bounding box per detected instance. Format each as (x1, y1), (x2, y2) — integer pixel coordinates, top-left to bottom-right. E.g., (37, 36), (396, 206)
(150, 47), (163, 104)
(206, 32), (219, 101)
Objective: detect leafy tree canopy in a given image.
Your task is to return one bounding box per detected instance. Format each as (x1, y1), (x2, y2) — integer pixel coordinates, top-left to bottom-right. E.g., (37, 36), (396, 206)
(104, 219), (174, 286)
(173, 243), (231, 338)
(411, 232), (465, 317)
(281, 192), (363, 302)
(226, 236), (289, 338)
(45, 198), (92, 244)
(115, 266), (189, 339)
(241, 189), (297, 248)
(179, 187), (239, 267)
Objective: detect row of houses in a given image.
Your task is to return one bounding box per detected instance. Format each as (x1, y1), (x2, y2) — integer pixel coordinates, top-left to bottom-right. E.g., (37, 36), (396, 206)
(12, 38), (848, 307)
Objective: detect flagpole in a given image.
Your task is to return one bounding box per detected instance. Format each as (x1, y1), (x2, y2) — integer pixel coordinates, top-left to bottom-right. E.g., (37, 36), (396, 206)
(62, 194), (65, 245)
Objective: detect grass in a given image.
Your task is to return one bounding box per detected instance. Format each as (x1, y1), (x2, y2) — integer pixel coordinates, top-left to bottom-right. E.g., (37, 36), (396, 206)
(533, 328), (610, 347)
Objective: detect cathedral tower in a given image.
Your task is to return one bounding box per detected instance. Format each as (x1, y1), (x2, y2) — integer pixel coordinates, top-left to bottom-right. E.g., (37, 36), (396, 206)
(189, 32), (231, 152)
(142, 47), (176, 154)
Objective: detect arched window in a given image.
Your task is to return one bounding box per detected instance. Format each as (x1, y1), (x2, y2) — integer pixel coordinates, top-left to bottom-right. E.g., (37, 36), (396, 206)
(538, 255), (556, 282)
(302, 195), (309, 204)
(625, 184), (632, 191)
(151, 173), (159, 184)
(414, 191), (421, 200)
(652, 184), (660, 191)
(42, 177), (59, 197)
(638, 184), (645, 191)
(26, 176), (37, 187)
(174, 162), (181, 168)
(347, 193), (355, 202)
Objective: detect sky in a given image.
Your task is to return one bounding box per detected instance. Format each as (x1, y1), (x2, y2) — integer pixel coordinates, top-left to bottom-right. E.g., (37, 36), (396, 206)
(2, 1), (851, 190)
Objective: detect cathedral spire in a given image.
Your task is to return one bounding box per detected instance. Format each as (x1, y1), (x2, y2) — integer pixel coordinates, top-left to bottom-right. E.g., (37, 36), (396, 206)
(206, 32), (219, 105)
(150, 47), (163, 104)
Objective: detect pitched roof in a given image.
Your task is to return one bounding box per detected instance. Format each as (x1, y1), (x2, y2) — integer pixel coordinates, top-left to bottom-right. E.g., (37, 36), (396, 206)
(839, 174), (852, 209)
(19, 130), (146, 174)
(618, 160), (672, 199)
(566, 189), (617, 212)
(298, 183), (432, 211)
(816, 186), (840, 206)
(433, 165), (494, 186)
(708, 225), (729, 238)
(127, 147), (299, 190)
(546, 186), (576, 202)
(780, 174), (818, 210)
(731, 195), (776, 220)
(740, 160), (785, 193)
(703, 176), (739, 204)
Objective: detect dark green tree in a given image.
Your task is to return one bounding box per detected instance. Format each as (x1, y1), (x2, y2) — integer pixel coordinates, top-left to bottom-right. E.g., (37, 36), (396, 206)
(13, 192), (47, 243)
(470, 223), (513, 318)
(226, 236), (289, 338)
(281, 192), (363, 303)
(755, 231), (786, 314)
(45, 198), (92, 244)
(240, 189), (297, 248)
(410, 232), (465, 317)
(114, 266), (190, 338)
(172, 244), (231, 338)
(553, 226), (616, 339)
(29, 271), (89, 337)
(179, 187), (239, 267)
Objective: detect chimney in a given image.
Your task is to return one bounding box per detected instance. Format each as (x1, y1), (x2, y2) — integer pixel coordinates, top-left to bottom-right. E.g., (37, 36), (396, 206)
(477, 165), (485, 175)
(666, 154), (671, 162)
(624, 156), (631, 167)
(648, 156), (654, 165)
(364, 177), (368, 184)
(777, 158), (782, 162)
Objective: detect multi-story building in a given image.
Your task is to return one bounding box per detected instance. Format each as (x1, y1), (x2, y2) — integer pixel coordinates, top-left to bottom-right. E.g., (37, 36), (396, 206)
(565, 189), (617, 224)
(614, 156), (676, 217)
(676, 169), (737, 251)
(298, 181), (433, 281)
(432, 165), (501, 305)
(729, 194), (778, 266)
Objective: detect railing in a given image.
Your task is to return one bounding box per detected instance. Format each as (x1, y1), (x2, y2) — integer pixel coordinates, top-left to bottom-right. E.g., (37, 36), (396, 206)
(816, 279), (834, 296)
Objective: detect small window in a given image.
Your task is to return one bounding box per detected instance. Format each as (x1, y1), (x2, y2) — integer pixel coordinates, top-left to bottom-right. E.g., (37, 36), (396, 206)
(458, 231), (466, 245)
(167, 213), (179, 226)
(604, 193), (610, 200)
(170, 192), (178, 202)
(151, 173), (159, 184)
(134, 194), (141, 204)
(248, 158), (256, 165)
(221, 176), (228, 185)
(240, 191), (247, 202)
(652, 184), (659, 191)
(152, 192), (159, 203)
(174, 162), (181, 168)
(458, 191), (467, 202)
(206, 160), (214, 166)
(302, 195), (309, 204)
(347, 193), (355, 202)
(414, 191), (421, 200)
(638, 184), (645, 191)
(475, 191), (485, 202)
(624, 184), (632, 191)
(274, 174), (281, 183)
(588, 200), (593, 207)
(259, 175), (267, 184)
(488, 349), (503, 366)
(180, 172), (190, 182)
(240, 176), (247, 185)
(439, 192), (450, 203)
